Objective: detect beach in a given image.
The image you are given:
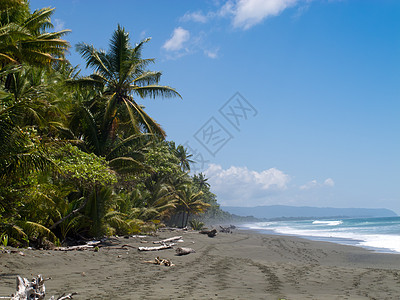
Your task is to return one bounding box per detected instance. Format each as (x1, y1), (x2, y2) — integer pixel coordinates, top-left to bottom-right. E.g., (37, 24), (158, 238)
(1, 229), (400, 299)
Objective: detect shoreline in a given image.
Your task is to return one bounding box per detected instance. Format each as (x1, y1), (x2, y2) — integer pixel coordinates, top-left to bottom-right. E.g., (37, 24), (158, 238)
(238, 217), (400, 255)
(2, 229), (400, 299)
(239, 226), (400, 254)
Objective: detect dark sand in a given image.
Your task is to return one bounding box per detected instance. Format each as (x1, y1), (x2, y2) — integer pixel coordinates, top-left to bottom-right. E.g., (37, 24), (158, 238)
(1, 229), (400, 299)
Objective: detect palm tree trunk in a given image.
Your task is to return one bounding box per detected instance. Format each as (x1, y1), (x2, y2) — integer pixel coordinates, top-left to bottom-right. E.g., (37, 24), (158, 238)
(181, 211), (185, 228)
(184, 211), (191, 228)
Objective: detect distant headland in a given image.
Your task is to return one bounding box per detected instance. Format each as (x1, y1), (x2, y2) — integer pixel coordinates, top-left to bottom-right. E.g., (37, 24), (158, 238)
(221, 205), (398, 220)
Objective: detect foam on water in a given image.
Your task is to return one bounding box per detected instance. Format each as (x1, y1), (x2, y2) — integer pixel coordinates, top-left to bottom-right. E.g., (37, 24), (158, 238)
(312, 220), (343, 226)
(241, 217), (400, 253)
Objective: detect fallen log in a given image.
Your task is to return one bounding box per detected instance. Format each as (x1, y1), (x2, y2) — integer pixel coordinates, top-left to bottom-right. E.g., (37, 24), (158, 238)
(175, 247), (195, 256)
(199, 229), (217, 237)
(138, 243), (175, 251)
(153, 236), (182, 244)
(54, 241), (100, 251)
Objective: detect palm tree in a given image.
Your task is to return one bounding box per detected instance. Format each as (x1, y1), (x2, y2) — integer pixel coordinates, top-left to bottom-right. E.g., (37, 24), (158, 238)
(193, 172), (210, 191)
(176, 187), (209, 228)
(175, 144), (194, 172)
(129, 181), (177, 222)
(71, 25), (181, 143)
(0, 97), (51, 185)
(0, 2), (70, 67)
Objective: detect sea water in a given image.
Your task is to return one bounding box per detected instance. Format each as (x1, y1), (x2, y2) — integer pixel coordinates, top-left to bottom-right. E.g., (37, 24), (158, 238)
(241, 216), (400, 253)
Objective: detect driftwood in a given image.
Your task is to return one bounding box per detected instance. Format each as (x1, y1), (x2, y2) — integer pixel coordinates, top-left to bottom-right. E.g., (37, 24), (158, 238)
(153, 236), (182, 244)
(144, 257), (174, 267)
(199, 229), (217, 237)
(11, 275), (47, 300)
(219, 225), (236, 233)
(101, 244), (137, 250)
(54, 241), (100, 251)
(50, 293), (77, 300)
(1, 250), (25, 256)
(159, 227), (188, 232)
(175, 247), (196, 256)
(7, 275), (76, 300)
(138, 243), (175, 251)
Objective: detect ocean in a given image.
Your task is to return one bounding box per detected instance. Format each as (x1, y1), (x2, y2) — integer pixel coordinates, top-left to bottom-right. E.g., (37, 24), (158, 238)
(240, 216), (400, 254)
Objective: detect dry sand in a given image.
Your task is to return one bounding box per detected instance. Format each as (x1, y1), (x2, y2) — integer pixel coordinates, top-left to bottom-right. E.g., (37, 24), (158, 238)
(1, 229), (400, 299)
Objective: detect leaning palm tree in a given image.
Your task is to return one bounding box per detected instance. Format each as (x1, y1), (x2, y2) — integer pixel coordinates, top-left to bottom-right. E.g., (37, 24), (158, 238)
(71, 25), (181, 143)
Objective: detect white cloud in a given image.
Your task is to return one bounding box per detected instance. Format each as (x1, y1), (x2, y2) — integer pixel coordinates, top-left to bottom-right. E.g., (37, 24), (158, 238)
(181, 11), (209, 23)
(324, 178), (335, 187)
(204, 48), (219, 59)
(54, 18), (65, 31)
(219, 1), (235, 17)
(163, 27), (190, 51)
(204, 164), (290, 206)
(222, 0), (299, 30)
(300, 178), (335, 190)
(299, 179), (318, 190)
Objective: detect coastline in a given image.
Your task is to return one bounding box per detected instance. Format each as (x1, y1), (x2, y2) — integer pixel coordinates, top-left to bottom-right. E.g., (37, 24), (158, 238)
(241, 226), (400, 254)
(2, 229), (400, 299)
(239, 216), (400, 254)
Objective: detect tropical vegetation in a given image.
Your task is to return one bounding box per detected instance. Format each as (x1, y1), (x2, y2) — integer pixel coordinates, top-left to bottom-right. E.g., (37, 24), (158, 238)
(0, 1), (228, 248)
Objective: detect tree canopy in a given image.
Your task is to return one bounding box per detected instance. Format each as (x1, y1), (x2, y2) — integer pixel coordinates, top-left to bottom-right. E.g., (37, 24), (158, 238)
(0, 3), (227, 248)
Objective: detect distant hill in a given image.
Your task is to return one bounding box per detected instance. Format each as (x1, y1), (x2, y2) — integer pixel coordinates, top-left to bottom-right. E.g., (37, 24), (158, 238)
(221, 205), (398, 219)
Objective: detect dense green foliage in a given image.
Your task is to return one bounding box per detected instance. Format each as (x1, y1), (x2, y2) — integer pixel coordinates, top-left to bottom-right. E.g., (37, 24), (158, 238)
(0, 1), (228, 248)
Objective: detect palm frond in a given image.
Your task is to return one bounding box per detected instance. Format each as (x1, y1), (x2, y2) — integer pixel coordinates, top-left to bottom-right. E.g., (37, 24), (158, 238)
(23, 7), (55, 33)
(65, 76), (105, 89)
(123, 97), (166, 138)
(109, 24), (131, 75)
(108, 156), (145, 174)
(76, 43), (112, 78)
(106, 133), (149, 160)
(18, 220), (57, 242)
(132, 85), (182, 99)
(131, 37), (151, 60)
(133, 71), (162, 86)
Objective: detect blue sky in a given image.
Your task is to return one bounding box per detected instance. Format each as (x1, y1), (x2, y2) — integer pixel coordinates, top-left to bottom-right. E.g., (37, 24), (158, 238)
(31, 0), (400, 212)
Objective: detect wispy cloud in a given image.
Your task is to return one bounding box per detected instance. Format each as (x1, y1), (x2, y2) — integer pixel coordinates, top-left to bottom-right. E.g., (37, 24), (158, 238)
(180, 1), (322, 32)
(54, 18), (65, 31)
(222, 0), (299, 30)
(167, 0), (323, 59)
(324, 178), (335, 187)
(162, 27), (190, 51)
(300, 178), (335, 190)
(181, 11), (210, 23)
(204, 48), (219, 59)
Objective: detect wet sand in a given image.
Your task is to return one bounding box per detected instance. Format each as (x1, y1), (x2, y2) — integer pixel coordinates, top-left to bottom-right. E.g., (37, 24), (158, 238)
(1, 229), (400, 299)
